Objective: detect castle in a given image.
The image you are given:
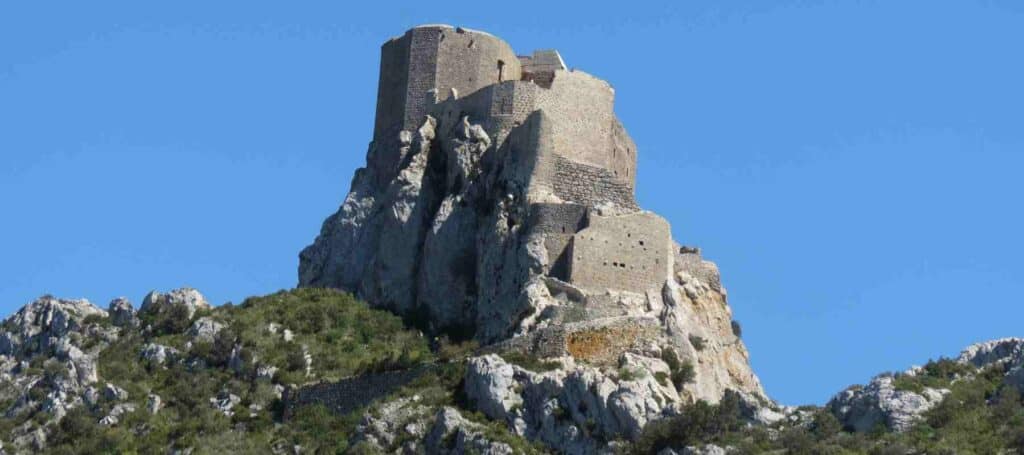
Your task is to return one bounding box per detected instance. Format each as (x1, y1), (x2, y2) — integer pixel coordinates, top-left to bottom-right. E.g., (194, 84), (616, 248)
(297, 26), (767, 436)
(361, 24), (672, 297)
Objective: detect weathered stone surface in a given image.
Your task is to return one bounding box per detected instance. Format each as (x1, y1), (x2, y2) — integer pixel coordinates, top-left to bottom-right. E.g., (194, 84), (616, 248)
(187, 317), (225, 344)
(140, 343), (180, 366)
(463, 353), (678, 453)
(828, 375), (949, 433)
(107, 297), (138, 328)
(0, 296), (106, 358)
(140, 287), (210, 321)
(425, 407), (515, 455)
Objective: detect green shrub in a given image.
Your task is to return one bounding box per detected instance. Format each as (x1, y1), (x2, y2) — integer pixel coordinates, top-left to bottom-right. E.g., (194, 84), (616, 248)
(689, 335), (706, 351)
(730, 320), (742, 339)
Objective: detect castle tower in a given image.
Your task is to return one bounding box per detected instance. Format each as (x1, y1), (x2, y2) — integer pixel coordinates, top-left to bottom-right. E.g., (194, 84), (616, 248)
(372, 25), (522, 144)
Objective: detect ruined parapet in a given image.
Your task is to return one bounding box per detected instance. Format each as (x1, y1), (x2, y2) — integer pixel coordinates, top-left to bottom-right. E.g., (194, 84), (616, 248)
(519, 49), (566, 88)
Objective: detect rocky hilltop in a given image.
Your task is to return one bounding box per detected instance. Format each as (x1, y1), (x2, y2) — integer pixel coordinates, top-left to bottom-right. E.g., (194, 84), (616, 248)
(299, 24), (765, 411)
(3, 24), (1024, 455)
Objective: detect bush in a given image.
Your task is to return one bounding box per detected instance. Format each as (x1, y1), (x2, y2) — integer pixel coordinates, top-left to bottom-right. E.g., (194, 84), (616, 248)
(660, 348), (695, 390)
(689, 335), (706, 351)
(633, 396), (743, 454)
(730, 320), (742, 339)
(147, 302), (193, 335)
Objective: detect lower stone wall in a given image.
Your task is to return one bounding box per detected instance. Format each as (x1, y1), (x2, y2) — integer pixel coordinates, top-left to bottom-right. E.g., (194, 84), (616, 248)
(552, 155), (638, 210)
(282, 367), (430, 420)
(481, 316), (660, 367)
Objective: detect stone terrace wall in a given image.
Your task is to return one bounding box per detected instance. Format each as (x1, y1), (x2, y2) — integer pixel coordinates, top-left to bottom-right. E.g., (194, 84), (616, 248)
(552, 155), (638, 210)
(282, 367), (430, 420)
(482, 316), (660, 366)
(568, 212), (671, 294)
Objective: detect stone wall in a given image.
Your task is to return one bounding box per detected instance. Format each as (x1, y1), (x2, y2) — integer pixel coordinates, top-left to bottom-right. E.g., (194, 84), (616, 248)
(527, 203), (588, 280)
(482, 316), (660, 367)
(282, 367), (430, 420)
(374, 25), (521, 144)
(552, 155), (638, 210)
(568, 212), (671, 294)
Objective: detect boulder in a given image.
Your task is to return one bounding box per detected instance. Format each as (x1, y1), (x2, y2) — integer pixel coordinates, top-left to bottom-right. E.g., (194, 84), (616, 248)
(140, 287), (210, 320)
(107, 297), (138, 328)
(140, 343), (180, 366)
(187, 317), (225, 344)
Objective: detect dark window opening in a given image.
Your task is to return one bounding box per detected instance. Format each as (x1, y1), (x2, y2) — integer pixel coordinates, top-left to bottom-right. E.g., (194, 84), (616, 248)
(497, 60), (505, 82)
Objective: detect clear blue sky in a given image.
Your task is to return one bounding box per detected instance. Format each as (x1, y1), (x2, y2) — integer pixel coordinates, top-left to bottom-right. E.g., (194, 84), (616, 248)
(2, 1), (1022, 405)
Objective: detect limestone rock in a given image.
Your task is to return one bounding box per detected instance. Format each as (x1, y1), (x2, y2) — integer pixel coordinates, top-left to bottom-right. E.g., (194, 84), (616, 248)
(464, 353), (678, 453)
(140, 287), (210, 321)
(107, 297), (138, 328)
(350, 395), (434, 453)
(147, 393), (163, 414)
(827, 375), (948, 432)
(187, 317), (225, 344)
(210, 391), (241, 417)
(425, 407), (515, 455)
(140, 343), (180, 366)
(0, 295), (106, 358)
(102, 382), (128, 402)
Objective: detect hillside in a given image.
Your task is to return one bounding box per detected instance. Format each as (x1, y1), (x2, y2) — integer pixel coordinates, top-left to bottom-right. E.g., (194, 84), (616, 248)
(2, 288), (1023, 453)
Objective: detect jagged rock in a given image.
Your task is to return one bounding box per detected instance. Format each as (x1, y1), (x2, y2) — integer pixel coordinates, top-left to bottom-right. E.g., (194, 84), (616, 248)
(659, 445), (732, 455)
(140, 287), (210, 321)
(425, 407), (514, 455)
(464, 353), (678, 453)
(256, 364), (278, 380)
(140, 343), (180, 366)
(107, 297), (138, 328)
(210, 391), (241, 417)
(828, 375), (948, 432)
(187, 317), (225, 344)
(0, 295), (106, 358)
(99, 402), (137, 427)
(102, 382), (128, 402)
(350, 395), (433, 452)
(147, 393), (163, 414)
(957, 337), (1024, 370)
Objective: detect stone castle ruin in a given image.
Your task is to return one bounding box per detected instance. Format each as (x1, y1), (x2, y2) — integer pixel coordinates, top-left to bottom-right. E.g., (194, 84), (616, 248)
(299, 26), (767, 430)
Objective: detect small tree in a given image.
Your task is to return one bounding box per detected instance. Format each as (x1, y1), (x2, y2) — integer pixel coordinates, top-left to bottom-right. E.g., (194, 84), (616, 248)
(731, 320), (743, 339)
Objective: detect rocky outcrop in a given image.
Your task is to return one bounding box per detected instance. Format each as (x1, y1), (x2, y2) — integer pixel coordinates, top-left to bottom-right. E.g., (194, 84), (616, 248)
(0, 296), (117, 451)
(140, 287), (211, 320)
(463, 354), (677, 453)
(828, 375), (948, 433)
(827, 338), (1024, 433)
(425, 407), (515, 455)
